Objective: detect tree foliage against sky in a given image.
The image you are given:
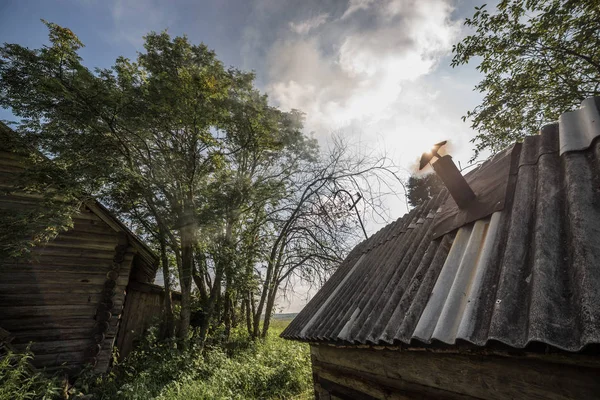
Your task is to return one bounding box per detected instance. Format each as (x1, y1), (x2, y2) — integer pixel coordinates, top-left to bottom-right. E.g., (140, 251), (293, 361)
(452, 0), (600, 156)
(405, 173), (443, 208)
(0, 21), (398, 344)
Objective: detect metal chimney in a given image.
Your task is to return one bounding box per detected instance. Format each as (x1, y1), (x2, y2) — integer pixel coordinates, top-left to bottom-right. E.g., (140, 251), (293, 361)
(431, 155), (475, 209)
(419, 142), (476, 209)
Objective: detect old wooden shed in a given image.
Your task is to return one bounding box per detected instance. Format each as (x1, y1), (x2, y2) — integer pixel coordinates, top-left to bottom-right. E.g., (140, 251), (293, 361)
(282, 98), (600, 399)
(0, 123), (171, 373)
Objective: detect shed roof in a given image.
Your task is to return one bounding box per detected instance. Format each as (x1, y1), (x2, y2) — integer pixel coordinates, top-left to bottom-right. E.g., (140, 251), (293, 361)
(282, 97), (600, 352)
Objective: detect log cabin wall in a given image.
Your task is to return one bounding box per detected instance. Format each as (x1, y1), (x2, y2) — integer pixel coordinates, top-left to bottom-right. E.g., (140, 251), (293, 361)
(0, 131), (157, 374)
(116, 281), (181, 360)
(0, 203), (137, 372)
(310, 345), (600, 400)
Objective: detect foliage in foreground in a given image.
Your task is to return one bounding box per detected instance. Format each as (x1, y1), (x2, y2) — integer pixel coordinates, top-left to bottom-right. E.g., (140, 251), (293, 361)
(452, 0), (600, 156)
(0, 21), (396, 345)
(74, 321), (311, 400)
(0, 349), (62, 400)
(1, 322), (311, 400)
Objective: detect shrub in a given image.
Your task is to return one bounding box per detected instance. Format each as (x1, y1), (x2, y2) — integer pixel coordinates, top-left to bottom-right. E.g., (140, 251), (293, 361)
(75, 322), (312, 400)
(0, 348), (62, 400)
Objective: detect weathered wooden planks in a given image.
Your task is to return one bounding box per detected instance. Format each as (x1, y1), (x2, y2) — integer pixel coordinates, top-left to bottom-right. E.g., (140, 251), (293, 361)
(310, 345), (600, 400)
(11, 328), (94, 343)
(0, 127), (158, 375)
(115, 282), (180, 359)
(0, 272), (130, 286)
(13, 338), (95, 354)
(0, 292), (111, 306)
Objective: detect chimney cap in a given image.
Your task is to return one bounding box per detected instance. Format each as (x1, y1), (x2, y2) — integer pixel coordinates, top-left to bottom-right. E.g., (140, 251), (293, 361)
(419, 140), (448, 170)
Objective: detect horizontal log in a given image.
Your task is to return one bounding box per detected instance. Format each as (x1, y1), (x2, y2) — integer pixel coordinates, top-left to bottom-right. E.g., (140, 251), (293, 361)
(13, 338), (94, 355)
(11, 328), (93, 343)
(0, 199), (38, 209)
(72, 220), (116, 235)
(314, 361), (477, 400)
(0, 292), (123, 308)
(6, 253), (134, 268)
(0, 264), (116, 275)
(0, 162), (27, 173)
(0, 150), (28, 163)
(73, 212), (103, 221)
(30, 351), (88, 368)
(0, 271), (130, 286)
(58, 230), (119, 244)
(42, 239), (118, 252)
(0, 304), (99, 319)
(31, 246), (119, 259)
(2, 316), (96, 331)
(311, 345), (600, 400)
(0, 283), (112, 294)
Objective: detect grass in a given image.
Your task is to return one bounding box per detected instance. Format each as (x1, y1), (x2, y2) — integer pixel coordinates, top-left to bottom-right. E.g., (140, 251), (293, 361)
(0, 347), (63, 400)
(71, 318), (312, 400)
(0, 319), (311, 400)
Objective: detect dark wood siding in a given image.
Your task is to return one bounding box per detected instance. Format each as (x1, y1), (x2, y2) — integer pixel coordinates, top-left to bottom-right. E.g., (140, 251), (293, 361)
(0, 209), (136, 371)
(0, 147), (135, 373)
(310, 345), (600, 400)
(116, 281), (180, 359)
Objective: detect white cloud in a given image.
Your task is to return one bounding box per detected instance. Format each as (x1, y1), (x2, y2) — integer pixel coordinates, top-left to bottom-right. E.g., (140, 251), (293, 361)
(289, 13), (329, 35)
(242, 0), (487, 312)
(266, 0), (464, 151)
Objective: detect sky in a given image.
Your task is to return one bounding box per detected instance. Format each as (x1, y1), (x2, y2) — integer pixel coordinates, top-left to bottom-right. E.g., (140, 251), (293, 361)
(0, 0), (493, 312)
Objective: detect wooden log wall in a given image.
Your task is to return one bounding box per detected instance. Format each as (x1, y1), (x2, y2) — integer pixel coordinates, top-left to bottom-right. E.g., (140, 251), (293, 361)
(116, 281), (181, 359)
(309, 345), (600, 400)
(0, 147), (136, 373)
(0, 209), (136, 372)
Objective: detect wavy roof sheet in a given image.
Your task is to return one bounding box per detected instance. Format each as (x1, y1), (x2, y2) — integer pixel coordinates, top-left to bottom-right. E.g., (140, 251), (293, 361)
(282, 98), (600, 352)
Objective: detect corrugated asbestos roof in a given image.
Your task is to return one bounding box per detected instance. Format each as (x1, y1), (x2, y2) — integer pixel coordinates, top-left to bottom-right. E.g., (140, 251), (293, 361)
(282, 97), (600, 352)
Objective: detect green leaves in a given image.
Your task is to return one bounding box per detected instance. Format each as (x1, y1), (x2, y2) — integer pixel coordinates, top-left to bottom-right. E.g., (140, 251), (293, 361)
(452, 0), (600, 156)
(406, 173), (444, 208)
(0, 347), (62, 400)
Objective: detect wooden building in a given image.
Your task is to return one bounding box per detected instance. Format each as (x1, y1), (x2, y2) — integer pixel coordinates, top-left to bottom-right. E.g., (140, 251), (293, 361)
(0, 122), (172, 373)
(282, 98), (600, 399)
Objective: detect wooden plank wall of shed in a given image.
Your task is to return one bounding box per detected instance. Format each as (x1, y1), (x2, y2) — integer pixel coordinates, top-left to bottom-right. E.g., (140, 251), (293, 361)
(0, 149), (135, 372)
(310, 345), (600, 400)
(116, 282), (181, 359)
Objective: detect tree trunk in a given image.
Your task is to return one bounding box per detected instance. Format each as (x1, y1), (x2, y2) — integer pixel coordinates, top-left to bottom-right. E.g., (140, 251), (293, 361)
(177, 221), (194, 347)
(197, 259), (224, 346)
(254, 260), (273, 337)
(250, 292), (257, 338)
(261, 283), (278, 338)
(230, 298), (238, 329)
(159, 231), (175, 339)
(192, 252), (209, 303)
(244, 297), (252, 336)
(223, 283), (232, 341)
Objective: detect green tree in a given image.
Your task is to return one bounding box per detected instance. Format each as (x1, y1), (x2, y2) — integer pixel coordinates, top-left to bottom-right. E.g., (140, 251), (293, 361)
(0, 22), (304, 344)
(406, 173), (443, 208)
(452, 0), (600, 155)
(0, 21), (400, 346)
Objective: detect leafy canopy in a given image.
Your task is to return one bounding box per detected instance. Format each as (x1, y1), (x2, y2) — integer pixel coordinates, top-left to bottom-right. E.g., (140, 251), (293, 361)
(406, 173), (443, 208)
(452, 0), (600, 155)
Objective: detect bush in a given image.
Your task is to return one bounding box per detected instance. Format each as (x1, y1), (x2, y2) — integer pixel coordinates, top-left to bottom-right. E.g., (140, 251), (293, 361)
(74, 322), (312, 400)
(0, 348), (62, 400)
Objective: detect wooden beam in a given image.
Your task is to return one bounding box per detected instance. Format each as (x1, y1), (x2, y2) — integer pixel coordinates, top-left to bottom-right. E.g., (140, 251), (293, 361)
(311, 345), (600, 400)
